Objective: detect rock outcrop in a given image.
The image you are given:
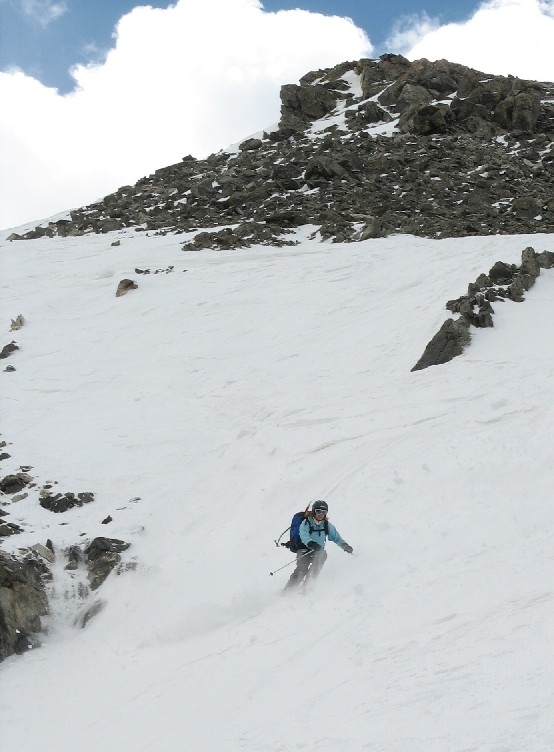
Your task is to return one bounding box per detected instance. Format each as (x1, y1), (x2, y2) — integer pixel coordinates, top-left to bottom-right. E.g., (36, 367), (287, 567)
(412, 247), (554, 370)
(10, 55), (554, 248)
(39, 490), (95, 513)
(85, 537), (132, 591)
(0, 551), (49, 661)
(0, 461), (134, 661)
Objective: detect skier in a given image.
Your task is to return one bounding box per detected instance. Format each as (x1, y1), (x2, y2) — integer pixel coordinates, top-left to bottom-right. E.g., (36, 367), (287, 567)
(284, 500), (353, 590)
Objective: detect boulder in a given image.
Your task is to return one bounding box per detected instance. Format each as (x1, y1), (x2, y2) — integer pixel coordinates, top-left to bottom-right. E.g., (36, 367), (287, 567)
(239, 138), (263, 152)
(0, 552), (49, 661)
(304, 156), (351, 187)
(10, 315), (25, 331)
(116, 279), (138, 297)
(358, 54), (410, 99)
(520, 247), (541, 281)
(0, 341), (19, 360)
(0, 473), (32, 494)
(85, 537), (131, 591)
(488, 261), (516, 285)
(39, 491), (94, 513)
(537, 250), (554, 268)
(279, 83), (338, 130)
(511, 197), (543, 220)
(412, 318), (471, 371)
(495, 90), (541, 133)
(0, 521), (23, 536)
(399, 103), (454, 135)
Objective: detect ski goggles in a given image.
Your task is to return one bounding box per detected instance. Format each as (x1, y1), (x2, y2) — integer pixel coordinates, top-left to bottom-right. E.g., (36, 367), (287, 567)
(313, 509), (327, 516)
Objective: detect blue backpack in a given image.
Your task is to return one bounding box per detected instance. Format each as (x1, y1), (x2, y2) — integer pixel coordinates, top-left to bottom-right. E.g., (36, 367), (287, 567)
(276, 507), (329, 553)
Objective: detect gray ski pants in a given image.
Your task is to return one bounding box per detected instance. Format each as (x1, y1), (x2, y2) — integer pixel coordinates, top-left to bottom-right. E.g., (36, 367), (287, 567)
(286, 547), (327, 588)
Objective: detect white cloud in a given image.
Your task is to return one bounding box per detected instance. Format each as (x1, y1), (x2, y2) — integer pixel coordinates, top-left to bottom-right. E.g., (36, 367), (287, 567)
(0, 0), (371, 229)
(389, 0), (554, 81)
(22, 0), (67, 27)
(384, 12), (440, 52)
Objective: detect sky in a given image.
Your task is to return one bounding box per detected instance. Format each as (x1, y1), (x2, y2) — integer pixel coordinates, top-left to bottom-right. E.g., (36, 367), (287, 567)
(1, 221), (553, 750)
(0, 0), (553, 229)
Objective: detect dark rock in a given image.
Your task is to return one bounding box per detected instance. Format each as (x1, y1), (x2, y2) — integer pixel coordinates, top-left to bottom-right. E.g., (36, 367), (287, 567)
(64, 545), (82, 571)
(475, 301), (494, 328)
(415, 244), (553, 369)
(358, 54), (410, 98)
(280, 83), (338, 131)
(474, 273), (491, 289)
(116, 279), (138, 297)
(511, 197), (543, 220)
(305, 156), (351, 186)
(400, 104), (454, 135)
(270, 163), (303, 190)
(520, 246), (541, 283)
(489, 261), (516, 285)
(0, 341), (19, 360)
(0, 551), (49, 661)
(412, 318), (471, 371)
(0, 522), (23, 536)
(507, 275), (527, 301)
(39, 491), (95, 513)
(537, 250), (554, 268)
(239, 138), (263, 151)
(264, 210), (309, 227)
(494, 90), (541, 132)
(0, 473), (32, 495)
(85, 537), (131, 591)
(346, 101), (391, 127)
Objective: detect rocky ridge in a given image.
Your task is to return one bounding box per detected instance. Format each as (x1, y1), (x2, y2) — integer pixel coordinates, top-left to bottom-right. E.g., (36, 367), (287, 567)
(0, 460), (134, 662)
(412, 245), (554, 370)
(10, 55), (554, 247)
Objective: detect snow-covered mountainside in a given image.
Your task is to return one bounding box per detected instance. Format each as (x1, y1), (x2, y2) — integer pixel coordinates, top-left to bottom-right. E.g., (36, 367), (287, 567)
(1, 223), (553, 750)
(9, 56), (554, 247)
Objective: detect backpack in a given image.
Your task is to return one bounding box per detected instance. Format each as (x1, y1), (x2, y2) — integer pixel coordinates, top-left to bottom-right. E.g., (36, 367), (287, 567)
(276, 507), (329, 553)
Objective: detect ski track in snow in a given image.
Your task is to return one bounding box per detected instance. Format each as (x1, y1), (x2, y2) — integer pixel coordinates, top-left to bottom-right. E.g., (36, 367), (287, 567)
(1, 227), (554, 751)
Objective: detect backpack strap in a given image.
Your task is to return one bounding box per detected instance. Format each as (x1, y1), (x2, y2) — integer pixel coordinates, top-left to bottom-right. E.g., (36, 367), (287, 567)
(306, 517), (329, 536)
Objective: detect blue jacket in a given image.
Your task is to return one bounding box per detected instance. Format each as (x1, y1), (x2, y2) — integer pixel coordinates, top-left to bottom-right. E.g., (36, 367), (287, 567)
(299, 516), (346, 550)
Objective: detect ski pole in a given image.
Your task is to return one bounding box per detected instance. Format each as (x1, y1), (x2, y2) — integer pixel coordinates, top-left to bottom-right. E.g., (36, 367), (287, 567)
(269, 549), (312, 576)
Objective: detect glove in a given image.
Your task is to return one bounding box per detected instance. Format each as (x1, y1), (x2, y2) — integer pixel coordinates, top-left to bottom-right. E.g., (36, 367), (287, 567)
(342, 544), (353, 554)
(307, 541), (321, 551)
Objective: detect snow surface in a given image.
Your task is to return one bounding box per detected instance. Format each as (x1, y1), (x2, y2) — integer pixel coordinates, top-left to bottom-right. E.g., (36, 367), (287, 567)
(1, 226), (554, 751)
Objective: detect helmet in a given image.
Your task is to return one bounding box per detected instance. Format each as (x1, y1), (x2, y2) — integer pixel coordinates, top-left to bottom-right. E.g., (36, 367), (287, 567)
(312, 500), (328, 514)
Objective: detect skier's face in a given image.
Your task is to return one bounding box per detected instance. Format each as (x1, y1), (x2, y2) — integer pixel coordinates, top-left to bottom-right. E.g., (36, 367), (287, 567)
(314, 510), (325, 520)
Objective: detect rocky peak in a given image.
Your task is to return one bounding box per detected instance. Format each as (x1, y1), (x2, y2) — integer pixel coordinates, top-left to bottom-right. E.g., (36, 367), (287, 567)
(10, 54), (554, 247)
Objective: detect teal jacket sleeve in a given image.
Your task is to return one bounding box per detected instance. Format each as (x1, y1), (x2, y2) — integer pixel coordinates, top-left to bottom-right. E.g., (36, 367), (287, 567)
(327, 522), (347, 548)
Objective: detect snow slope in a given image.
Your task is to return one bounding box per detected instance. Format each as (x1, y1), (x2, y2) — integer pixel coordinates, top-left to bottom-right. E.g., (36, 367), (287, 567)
(1, 227), (553, 751)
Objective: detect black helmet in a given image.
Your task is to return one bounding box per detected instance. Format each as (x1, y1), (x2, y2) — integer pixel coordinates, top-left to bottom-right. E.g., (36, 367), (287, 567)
(312, 500), (328, 514)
